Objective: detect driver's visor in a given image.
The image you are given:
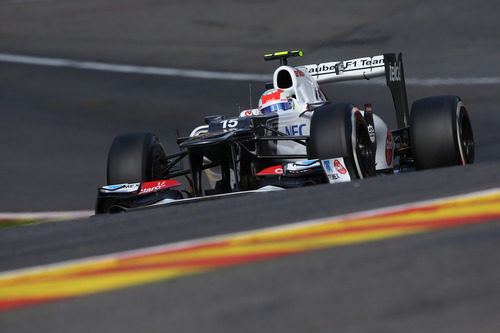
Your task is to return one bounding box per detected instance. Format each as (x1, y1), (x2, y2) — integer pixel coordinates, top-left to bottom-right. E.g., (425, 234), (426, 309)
(261, 101), (292, 114)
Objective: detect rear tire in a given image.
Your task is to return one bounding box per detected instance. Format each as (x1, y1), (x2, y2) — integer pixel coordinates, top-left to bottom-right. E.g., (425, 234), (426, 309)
(106, 132), (166, 184)
(308, 103), (375, 179)
(410, 95), (474, 169)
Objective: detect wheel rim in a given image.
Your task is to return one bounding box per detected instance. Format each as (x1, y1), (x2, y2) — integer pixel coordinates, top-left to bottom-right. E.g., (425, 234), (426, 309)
(459, 109), (475, 164)
(149, 143), (166, 181)
(355, 122), (375, 178)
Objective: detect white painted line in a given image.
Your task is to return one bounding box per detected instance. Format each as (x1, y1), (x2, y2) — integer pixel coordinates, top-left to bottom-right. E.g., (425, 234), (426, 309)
(0, 52), (499, 85)
(0, 53), (271, 82)
(406, 77), (500, 86)
(9, 0), (55, 3)
(0, 210), (93, 221)
(349, 77), (500, 86)
(1, 187), (499, 279)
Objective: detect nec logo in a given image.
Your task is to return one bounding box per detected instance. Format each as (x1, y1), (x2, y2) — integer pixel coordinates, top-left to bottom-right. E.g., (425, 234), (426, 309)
(285, 124), (306, 136)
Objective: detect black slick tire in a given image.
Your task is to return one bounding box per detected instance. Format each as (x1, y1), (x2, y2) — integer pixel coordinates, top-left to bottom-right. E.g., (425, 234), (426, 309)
(106, 132), (166, 184)
(410, 95), (474, 170)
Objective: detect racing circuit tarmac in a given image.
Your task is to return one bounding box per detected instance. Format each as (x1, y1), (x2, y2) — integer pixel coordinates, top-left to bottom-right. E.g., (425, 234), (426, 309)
(1, 0), (500, 332)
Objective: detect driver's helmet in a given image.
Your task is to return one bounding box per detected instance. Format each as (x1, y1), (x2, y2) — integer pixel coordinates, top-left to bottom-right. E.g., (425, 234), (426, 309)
(258, 88), (293, 114)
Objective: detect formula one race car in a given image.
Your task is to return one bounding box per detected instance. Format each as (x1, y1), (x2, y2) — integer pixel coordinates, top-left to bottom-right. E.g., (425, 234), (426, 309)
(95, 51), (474, 214)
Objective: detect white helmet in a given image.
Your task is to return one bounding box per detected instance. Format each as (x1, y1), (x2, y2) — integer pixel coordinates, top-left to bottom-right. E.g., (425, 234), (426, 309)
(258, 89), (293, 114)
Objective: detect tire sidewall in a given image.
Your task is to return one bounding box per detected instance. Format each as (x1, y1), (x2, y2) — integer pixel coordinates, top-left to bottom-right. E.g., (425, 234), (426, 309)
(410, 95), (473, 169)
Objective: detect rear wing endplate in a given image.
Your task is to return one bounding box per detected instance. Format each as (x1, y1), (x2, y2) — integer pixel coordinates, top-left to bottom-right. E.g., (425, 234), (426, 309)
(384, 53), (410, 129)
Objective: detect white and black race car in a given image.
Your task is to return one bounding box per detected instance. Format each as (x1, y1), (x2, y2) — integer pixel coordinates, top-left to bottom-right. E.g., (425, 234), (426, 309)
(95, 51), (474, 213)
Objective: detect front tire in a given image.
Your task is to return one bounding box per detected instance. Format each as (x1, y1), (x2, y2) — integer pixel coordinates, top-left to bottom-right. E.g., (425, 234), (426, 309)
(410, 95), (474, 170)
(106, 132), (166, 184)
(308, 103), (375, 179)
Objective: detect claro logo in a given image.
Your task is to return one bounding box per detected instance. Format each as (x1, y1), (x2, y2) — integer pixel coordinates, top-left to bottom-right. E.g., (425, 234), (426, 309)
(139, 181), (169, 195)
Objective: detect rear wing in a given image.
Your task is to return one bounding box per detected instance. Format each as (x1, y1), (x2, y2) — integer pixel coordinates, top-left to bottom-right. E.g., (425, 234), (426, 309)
(302, 53), (410, 128)
(302, 55), (385, 83)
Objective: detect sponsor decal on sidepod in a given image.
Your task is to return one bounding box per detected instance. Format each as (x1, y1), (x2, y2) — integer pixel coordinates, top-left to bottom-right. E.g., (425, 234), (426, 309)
(285, 124), (306, 136)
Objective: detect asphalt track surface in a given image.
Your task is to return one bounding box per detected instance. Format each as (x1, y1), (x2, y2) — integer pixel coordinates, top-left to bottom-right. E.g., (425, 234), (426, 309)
(1, 0), (500, 332)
